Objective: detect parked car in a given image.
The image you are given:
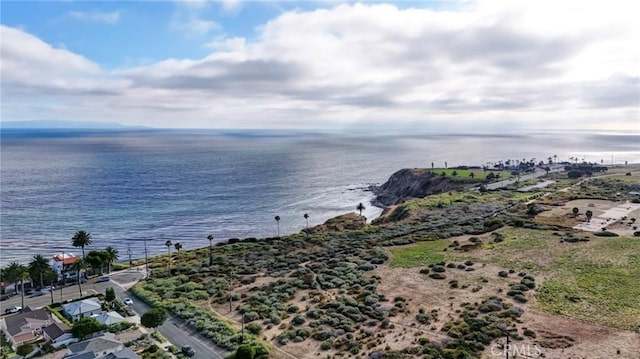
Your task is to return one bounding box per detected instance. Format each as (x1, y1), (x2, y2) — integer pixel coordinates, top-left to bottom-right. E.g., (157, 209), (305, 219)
(4, 306), (22, 314)
(123, 298), (133, 306)
(41, 285), (56, 292)
(181, 345), (195, 357)
(96, 276), (110, 283)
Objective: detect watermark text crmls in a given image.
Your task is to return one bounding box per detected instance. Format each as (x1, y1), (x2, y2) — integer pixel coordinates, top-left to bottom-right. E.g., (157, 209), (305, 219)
(491, 344), (543, 357)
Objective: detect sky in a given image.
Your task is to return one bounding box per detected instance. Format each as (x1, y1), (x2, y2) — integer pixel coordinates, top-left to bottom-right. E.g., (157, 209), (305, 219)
(1, 0), (639, 131)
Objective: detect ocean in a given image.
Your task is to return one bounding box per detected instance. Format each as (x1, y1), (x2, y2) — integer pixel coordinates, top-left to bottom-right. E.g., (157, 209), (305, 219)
(1, 129), (639, 265)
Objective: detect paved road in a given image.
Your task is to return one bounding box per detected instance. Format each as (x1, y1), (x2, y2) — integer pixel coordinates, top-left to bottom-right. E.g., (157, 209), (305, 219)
(1, 272), (141, 311)
(107, 271), (229, 359)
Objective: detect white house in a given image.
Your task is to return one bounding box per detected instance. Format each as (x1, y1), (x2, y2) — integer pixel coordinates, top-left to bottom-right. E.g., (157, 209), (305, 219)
(62, 298), (102, 322)
(43, 321), (75, 347)
(91, 311), (124, 326)
(51, 252), (82, 281)
(0, 307), (52, 350)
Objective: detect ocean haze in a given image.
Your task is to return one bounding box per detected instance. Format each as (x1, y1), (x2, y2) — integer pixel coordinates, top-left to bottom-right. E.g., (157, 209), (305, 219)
(1, 129), (639, 265)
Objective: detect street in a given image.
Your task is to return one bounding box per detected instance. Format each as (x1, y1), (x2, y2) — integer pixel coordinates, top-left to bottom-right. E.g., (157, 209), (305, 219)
(1, 268), (229, 359)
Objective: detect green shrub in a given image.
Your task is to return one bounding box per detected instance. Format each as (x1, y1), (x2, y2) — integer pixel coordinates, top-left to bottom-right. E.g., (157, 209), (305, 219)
(428, 273), (446, 280)
(235, 344), (256, 359)
(245, 323), (263, 335)
(594, 231), (619, 237)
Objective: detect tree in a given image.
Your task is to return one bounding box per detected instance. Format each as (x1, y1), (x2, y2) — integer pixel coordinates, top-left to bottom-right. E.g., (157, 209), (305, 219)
(357, 203), (365, 216)
(70, 259), (88, 297)
(174, 242), (183, 262)
(86, 250), (108, 275)
(207, 234), (214, 266)
(28, 254), (50, 288)
(71, 231), (92, 260)
(164, 240), (172, 273)
(274, 216), (281, 237)
(72, 317), (106, 340)
(141, 307), (167, 332)
(104, 247), (119, 273)
(236, 344), (256, 359)
(469, 172), (475, 179)
(451, 170), (458, 177)
(585, 210), (593, 223)
(105, 287), (116, 302)
(5, 262), (29, 309)
(303, 213), (310, 235)
(572, 207), (579, 217)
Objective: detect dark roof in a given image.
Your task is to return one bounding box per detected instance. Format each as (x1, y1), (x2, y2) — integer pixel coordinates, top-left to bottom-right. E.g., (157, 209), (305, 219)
(67, 333), (121, 355)
(43, 322), (71, 340)
(66, 352), (97, 359)
(4, 308), (51, 336)
(103, 348), (139, 359)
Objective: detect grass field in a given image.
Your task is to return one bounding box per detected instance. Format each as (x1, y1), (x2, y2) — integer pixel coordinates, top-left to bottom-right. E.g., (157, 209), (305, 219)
(389, 239), (450, 267)
(428, 168), (512, 180)
(388, 226), (640, 330)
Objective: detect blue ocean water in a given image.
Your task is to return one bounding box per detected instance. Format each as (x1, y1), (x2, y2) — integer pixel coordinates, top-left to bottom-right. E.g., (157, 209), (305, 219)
(1, 129), (639, 264)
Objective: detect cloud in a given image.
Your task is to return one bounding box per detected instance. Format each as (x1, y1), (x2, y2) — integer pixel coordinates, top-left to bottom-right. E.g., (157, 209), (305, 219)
(2, 1), (639, 131)
(171, 1), (219, 35)
(67, 10), (121, 24)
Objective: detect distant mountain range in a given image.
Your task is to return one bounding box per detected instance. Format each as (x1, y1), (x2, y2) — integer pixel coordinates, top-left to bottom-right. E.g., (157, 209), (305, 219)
(1, 120), (148, 129)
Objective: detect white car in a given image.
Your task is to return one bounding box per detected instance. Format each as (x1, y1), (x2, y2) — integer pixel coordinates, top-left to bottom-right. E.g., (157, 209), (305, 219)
(5, 306), (22, 314)
(123, 298), (133, 306)
(41, 285), (55, 292)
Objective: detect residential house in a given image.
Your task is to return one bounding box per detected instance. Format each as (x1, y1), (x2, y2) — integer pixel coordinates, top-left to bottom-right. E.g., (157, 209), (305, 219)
(51, 253), (81, 281)
(103, 347), (140, 359)
(0, 307), (52, 350)
(62, 298), (102, 322)
(91, 311), (124, 326)
(66, 333), (124, 358)
(43, 321), (75, 348)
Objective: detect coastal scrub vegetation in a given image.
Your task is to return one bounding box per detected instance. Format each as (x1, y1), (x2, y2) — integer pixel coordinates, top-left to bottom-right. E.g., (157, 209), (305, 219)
(124, 167), (640, 358)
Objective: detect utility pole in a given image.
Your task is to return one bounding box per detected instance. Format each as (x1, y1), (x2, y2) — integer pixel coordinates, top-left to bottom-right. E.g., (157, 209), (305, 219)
(144, 237), (149, 279)
(128, 244), (132, 269)
(228, 270), (233, 312)
(241, 314), (245, 343)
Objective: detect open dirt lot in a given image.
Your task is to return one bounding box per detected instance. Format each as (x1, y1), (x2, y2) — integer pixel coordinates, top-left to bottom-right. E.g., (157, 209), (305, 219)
(537, 199), (640, 235)
(375, 263), (640, 359)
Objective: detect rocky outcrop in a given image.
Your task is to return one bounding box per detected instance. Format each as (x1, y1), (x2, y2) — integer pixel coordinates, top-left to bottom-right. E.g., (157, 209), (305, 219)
(372, 168), (466, 207)
(305, 213), (366, 234)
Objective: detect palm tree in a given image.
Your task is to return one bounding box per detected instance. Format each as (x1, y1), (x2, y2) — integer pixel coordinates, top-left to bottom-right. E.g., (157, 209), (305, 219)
(5, 262), (29, 309)
(174, 242), (183, 262)
(553, 154), (558, 164)
(28, 254), (50, 289)
(303, 213), (309, 231)
(275, 216), (281, 237)
(72, 230), (92, 260)
(165, 240), (172, 273)
(70, 259), (87, 297)
(104, 247), (119, 273)
(207, 234), (214, 266)
(357, 203), (365, 216)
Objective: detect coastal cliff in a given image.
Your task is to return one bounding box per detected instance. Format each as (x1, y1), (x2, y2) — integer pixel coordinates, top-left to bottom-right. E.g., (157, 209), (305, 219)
(372, 168), (467, 207)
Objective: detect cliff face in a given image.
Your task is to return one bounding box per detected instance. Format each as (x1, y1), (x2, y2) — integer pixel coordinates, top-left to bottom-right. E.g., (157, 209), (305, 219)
(372, 168), (465, 207)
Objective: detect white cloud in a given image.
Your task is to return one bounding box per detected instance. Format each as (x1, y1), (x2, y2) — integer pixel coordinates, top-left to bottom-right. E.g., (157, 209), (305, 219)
(171, 1), (220, 35)
(67, 10), (121, 24)
(2, 1), (639, 131)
